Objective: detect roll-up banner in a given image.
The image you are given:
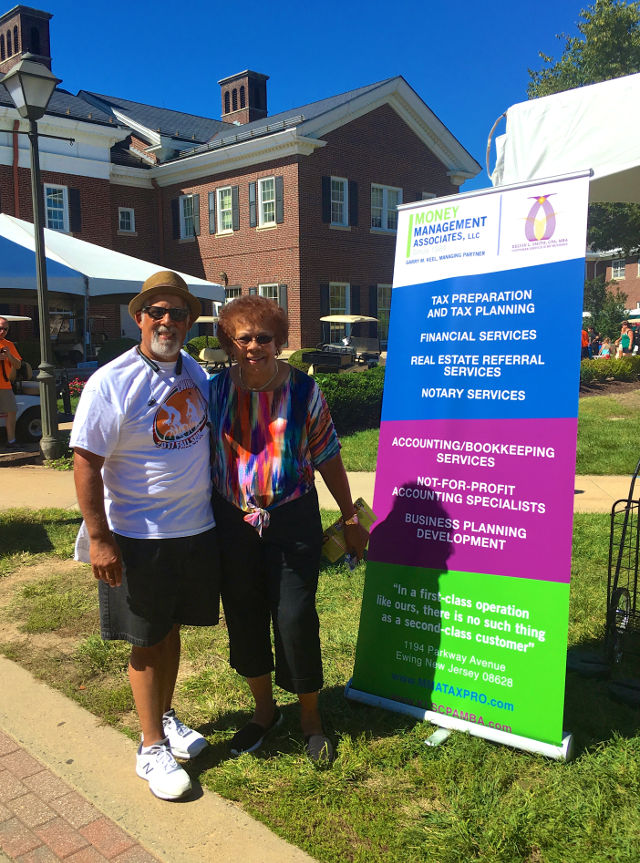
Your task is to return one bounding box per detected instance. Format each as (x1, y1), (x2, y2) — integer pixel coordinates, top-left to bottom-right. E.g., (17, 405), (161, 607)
(347, 173), (590, 759)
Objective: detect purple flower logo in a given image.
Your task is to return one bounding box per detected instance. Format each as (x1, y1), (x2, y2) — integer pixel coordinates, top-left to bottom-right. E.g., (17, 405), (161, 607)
(525, 194), (556, 242)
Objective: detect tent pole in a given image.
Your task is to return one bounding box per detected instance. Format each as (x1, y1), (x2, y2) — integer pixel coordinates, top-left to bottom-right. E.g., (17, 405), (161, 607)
(83, 276), (89, 361)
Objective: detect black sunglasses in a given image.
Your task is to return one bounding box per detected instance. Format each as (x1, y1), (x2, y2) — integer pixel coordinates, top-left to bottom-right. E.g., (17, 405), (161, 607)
(142, 305), (189, 322)
(233, 334), (274, 346)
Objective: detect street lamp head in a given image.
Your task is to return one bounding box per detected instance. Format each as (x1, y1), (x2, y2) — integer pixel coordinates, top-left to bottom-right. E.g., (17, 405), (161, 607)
(1, 54), (61, 121)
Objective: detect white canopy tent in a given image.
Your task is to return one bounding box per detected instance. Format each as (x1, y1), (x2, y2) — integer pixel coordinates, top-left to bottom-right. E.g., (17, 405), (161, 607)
(0, 213), (224, 303)
(490, 72), (640, 203)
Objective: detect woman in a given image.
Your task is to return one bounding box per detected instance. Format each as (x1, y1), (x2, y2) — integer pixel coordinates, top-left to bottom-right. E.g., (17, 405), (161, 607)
(209, 296), (369, 763)
(615, 320), (632, 357)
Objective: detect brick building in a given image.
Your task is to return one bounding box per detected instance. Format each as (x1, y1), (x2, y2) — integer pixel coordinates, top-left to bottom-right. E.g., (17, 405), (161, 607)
(0, 4), (480, 352)
(586, 251), (640, 312)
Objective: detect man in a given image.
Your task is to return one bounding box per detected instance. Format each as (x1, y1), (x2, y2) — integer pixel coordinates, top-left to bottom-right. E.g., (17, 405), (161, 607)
(0, 317), (23, 449)
(71, 271), (220, 801)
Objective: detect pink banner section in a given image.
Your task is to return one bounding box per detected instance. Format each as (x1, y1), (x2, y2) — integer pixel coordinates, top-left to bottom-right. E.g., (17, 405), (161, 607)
(370, 417), (577, 583)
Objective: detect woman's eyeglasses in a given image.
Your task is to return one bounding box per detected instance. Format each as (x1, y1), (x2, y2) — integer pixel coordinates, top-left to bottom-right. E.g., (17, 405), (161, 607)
(142, 305), (189, 322)
(233, 334), (274, 346)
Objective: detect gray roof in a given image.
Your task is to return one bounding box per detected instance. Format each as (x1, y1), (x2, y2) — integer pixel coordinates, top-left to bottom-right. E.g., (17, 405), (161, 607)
(78, 91), (228, 143)
(171, 78), (396, 160)
(0, 83), (117, 126)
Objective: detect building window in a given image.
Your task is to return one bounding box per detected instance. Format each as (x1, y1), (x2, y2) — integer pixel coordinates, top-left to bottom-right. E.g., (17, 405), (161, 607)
(179, 194), (196, 239)
(329, 282), (350, 342)
(118, 207), (135, 233)
(0, 35), (5, 60)
(371, 184), (402, 231)
(13, 25), (18, 53)
(232, 89), (238, 111)
(259, 283), (280, 302)
(612, 258), (626, 279)
(377, 285), (392, 347)
(225, 286), (241, 301)
(330, 177), (348, 226)
(240, 86), (246, 108)
(44, 184), (68, 232)
(6, 30), (11, 56)
(224, 92), (230, 114)
(258, 177), (275, 226)
(217, 187), (233, 233)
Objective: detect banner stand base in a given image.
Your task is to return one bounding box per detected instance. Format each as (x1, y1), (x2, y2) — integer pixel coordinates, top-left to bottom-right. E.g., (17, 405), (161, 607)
(345, 680), (575, 762)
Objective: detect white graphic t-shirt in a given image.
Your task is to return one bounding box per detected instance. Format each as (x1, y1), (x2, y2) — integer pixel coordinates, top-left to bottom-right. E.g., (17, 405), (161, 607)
(70, 347), (214, 539)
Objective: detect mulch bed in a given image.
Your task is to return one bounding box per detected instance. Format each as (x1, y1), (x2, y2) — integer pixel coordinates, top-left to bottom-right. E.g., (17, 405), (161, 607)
(579, 379), (640, 398)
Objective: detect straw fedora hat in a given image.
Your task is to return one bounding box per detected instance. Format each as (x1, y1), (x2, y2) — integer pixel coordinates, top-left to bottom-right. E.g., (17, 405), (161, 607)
(128, 271), (201, 320)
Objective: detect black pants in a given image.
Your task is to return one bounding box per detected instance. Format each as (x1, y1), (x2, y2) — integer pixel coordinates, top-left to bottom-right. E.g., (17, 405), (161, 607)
(212, 489), (323, 694)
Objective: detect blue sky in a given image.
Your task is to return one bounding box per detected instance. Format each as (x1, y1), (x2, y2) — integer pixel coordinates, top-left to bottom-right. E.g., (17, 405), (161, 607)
(42, 0), (585, 190)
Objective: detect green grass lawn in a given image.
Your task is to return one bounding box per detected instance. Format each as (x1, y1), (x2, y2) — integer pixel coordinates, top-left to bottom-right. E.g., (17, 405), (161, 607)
(341, 390), (640, 475)
(0, 508), (638, 863)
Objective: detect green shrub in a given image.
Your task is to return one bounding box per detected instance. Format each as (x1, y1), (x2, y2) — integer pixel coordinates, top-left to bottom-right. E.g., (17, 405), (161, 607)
(185, 335), (220, 358)
(287, 348), (316, 372)
(316, 366), (385, 434)
(97, 338), (138, 367)
(580, 355), (640, 384)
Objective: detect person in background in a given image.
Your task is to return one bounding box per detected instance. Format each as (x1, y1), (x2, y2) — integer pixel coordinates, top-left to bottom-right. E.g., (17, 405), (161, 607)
(0, 317), (23, 450)
(581, 326), (589, 359)
(71, 272), (220, 801)
(209, 295), (369, 764)
(615, 321), (633, 358)
(598, 337), (612, 358)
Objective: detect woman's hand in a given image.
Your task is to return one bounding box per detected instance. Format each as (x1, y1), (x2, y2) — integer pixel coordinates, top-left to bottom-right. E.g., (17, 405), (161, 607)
(344, 520), (369, 562)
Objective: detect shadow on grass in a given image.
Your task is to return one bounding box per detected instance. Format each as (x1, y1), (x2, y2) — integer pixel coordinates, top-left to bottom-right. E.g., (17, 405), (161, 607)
(564, 635), (640, 753)
(188, 683), (418, 775)
(0, 512), (82, 557)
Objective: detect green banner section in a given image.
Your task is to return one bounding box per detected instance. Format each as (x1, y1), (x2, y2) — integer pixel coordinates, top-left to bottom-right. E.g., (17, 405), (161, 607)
(351, 562), (569, 744)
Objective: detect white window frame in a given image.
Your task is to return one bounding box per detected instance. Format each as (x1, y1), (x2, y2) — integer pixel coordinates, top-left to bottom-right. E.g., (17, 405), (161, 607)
(330, 177), (348, 227)
(371, 184), (402, 232)
(118, 207), (135, 233)
(179, 194), (196, 239)
(225, 286), (241, 301)
(328, 282), (350, 343)
(258, 177), (276, 227)
(216, 186), (233, 234)
(258, 283), (280, 303)
(44, 184), (69, 233)
(612, 258), (626, 279)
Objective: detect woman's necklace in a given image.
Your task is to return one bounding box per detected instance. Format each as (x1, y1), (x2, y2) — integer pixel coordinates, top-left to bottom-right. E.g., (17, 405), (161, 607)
(239, 361), (280, 392)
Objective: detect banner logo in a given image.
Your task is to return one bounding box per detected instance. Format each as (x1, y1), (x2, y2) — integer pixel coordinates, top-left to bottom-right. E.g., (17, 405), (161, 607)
(525, 195), (556, 242)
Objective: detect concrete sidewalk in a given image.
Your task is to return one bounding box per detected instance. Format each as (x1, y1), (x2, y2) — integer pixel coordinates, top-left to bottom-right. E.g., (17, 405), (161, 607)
(0, 462), (634, 513)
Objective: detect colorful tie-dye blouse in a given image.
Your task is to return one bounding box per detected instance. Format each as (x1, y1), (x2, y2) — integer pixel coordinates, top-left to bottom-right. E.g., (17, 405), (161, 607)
(209, 366), (340, 514)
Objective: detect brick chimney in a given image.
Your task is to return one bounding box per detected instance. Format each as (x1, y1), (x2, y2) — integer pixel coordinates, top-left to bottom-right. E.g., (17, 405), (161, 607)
(0, 5), (52, 76)
(218, 70), (268, 125)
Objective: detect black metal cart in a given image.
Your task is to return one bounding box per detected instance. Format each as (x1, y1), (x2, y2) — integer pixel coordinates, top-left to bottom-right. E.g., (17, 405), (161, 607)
(605, 461), (640, 706)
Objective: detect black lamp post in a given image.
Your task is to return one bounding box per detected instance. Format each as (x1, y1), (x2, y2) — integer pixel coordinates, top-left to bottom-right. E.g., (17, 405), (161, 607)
(2, 54), (63, 459)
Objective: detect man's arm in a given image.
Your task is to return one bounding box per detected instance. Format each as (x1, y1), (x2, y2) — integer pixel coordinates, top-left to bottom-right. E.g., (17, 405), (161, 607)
(0, 345), (21, 370)
(73, 446), (123, 586)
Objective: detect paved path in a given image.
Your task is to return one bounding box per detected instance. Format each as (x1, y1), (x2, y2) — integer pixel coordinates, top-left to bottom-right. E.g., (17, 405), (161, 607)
(0, 463), (634, 514)
(0, 462), (632, 861)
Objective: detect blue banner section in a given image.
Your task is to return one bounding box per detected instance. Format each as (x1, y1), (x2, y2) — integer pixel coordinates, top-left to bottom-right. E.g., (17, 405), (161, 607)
(382, 259), (584, 421)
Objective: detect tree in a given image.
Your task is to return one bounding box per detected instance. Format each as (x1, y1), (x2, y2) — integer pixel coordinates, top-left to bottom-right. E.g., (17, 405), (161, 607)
(528, 0), (640, 253)
(583, 274), (628, 337)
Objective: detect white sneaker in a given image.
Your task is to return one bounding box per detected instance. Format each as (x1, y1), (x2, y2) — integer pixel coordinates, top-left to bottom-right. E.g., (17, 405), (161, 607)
(136, 737), (192, 800)
(162, 708), (208, 759)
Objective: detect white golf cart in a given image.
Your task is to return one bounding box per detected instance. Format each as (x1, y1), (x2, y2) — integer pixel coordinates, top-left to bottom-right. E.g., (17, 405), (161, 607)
(0, 315), (41, 443)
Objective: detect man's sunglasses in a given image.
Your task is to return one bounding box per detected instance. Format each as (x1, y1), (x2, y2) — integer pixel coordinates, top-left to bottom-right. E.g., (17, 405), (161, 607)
(0, 327), (8, 332)
(142, 305), (189, 322)
(233, 334), (274, 346)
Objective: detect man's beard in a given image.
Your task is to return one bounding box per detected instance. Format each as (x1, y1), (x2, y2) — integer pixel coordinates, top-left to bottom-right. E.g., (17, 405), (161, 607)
(151, 327), (180, 358)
